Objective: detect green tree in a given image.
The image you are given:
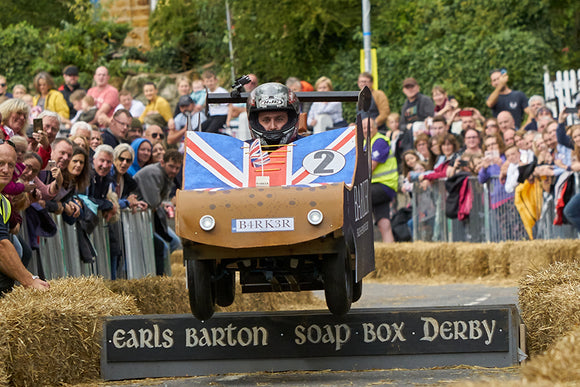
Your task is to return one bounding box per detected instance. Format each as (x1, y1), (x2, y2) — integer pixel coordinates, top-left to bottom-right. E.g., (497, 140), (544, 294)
(0, 0), (79, 30)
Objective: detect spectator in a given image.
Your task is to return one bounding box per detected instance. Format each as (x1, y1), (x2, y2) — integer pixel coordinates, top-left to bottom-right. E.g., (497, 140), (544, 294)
(70, 135), (90, 154)
(503, 128), (516, 148)
(497, 110), (515, 134)
(169, 95), (205, 149)
(536, 106), (554, 120)
(536, 115), (552, 134)
(523, 95), (546, 132)
(0, 98), (30, 137)
(562, 124), (580, 231)
(57, 146), (88, 222)
(65, 89), (86, 127)
(462, 128), (483, 157)
(362, 118), (398, 243)
(30, 111), (61, 168)
(140, 82), (175, 131)
(134, 149), (183, 275)
(102, 109), (132, 148)
(32, 71), (69, 121)
(502, 145), (522, 193)
(173, 76), (192, 117)
(200, 70), (229, 134)
(414, 133), (434, 169)
(70, 121), (92, 141)
(87, 66), (119, 127)
(88, 144), (118, 223)
(0, 75), (12, 98)
(420, 133), (459, 182)
(144, 124), (165, 145)
(89, 128), (103, 151)
(458, 108), (485, 135)
(127, 118), (143, 144)
(431, 86), (460, 126)
(127, 138), (152, 177)
(151, 142), (166, 164)
(486, 68), (529, 128)
(484, 118), (500, 136)
(399, 77), (435, 133)
(58, 65), (83, 120)
(0, 140), (50, 294)
(78, 95), (98, 123)
(430, 115), (448, 138)
(478, 135), (505, 184)
(285, 77), (311, 114)
(190, 79), (206, 113)
(111, 143), (147, 213)
(357, 72), (390, 132)
(115, 89), (145, 119)
(12, 85), (26, 99)
(20, 151), (57, 201)
(543, 120), (570, 177)
(307, 76), (346, 133)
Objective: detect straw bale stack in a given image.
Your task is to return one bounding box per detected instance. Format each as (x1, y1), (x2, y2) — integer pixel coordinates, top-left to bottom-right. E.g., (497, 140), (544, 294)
(170, 249), (183, 265)
(373, 240), (580, 280)
(0, 315), (9, 387)
(519, 261), (580, 356)
(522, 324), (580, 384)
(0, 277), (138, 387)
(106, 276), (190, 315)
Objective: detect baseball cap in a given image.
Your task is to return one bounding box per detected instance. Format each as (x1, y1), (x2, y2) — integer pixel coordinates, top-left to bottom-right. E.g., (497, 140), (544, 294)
(178, 95), (194, 107)
(402, 77), (418, 88)
(63, 65), (79, 76)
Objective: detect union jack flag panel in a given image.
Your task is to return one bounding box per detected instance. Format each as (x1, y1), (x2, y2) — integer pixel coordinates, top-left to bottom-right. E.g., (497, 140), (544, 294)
(183, 126), (357, 190)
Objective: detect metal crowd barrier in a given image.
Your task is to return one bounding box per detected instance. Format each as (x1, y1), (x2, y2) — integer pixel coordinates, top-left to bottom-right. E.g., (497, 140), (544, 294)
(412, 175), (579, 242)
(24, 209), (156, 280)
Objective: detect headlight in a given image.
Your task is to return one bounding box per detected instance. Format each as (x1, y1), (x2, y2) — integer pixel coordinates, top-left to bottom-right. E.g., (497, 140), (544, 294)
(307, 209), (323, 226)
(199, 215), (216, 231)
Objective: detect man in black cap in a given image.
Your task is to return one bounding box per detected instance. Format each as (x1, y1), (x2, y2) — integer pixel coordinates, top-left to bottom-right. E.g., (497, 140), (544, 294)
(59, 65), (84, 119)
(399, 77), (435, 132)
(167, 95), (206, 149)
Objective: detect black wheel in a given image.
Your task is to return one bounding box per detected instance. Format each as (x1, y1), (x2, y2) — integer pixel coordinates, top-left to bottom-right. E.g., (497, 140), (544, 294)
(323, 246), (353, 316)
(216, 270), (236, 307)
(186, 259), (216, 320)
(353, 277), (363, 303)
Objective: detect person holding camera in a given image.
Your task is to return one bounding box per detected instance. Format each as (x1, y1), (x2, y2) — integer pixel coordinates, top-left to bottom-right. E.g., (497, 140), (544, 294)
(486, 68), (530, 128)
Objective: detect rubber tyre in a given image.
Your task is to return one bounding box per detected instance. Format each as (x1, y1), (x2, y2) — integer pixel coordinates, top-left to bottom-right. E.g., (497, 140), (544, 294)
(216, 270), (236, 307)
(187, 259), (216, 320)
(353, 277), (363, 303)
(323, 246), (353, 317)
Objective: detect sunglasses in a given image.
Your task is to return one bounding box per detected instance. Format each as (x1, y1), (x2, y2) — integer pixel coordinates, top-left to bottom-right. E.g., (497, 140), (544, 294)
(151, 133), (165, 139)
(0, 83), (6, 87)
(118, 156), (132, 164)
(0, 139), (15, 149)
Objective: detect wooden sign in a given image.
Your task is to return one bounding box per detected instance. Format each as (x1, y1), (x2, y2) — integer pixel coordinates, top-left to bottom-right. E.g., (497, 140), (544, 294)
(101, 305), (522, 380)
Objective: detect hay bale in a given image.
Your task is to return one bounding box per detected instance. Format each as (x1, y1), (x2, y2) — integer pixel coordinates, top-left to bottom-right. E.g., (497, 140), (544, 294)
(522, 324), (580, 383)
(519, 261), (580, 356)
(170, 249), (183, 265)
(171, 262), (185, 277)
(217, 284), (325, 313)
(0, 314), (9, 387)
(0, 277), (138, 386)
(106, 276), (190, 315)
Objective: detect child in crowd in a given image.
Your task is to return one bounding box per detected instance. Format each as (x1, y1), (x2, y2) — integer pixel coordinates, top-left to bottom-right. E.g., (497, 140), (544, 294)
(502, 145), (522, 193)
(401, 150), (421, 193)
(12, 84), (26, 99)
(190, 79), (206, 113)
(79, 95), (97, 123)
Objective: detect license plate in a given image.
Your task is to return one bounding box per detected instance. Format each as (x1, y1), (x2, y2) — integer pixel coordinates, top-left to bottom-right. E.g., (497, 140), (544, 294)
(231, 217), (294, 233)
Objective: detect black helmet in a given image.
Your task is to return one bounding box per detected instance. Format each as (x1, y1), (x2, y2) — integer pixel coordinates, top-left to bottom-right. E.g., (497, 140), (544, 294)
(247, 82), (300, 146)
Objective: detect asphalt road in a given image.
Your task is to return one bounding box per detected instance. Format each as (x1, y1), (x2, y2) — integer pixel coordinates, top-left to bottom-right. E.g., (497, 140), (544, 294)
(103, 283), (521, 387)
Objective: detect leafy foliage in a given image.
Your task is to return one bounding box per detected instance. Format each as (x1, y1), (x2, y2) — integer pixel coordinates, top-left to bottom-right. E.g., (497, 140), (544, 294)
(148, 0), (228, 73)
(0, 0), (79, 30)
(0, 22), (44, 86)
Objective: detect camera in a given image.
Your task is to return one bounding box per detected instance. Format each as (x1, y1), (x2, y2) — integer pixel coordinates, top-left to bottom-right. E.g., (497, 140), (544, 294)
(458, 160), (469, 167)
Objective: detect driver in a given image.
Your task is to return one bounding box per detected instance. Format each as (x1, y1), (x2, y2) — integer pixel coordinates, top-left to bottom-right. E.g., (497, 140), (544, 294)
(247, 83), (300, 146)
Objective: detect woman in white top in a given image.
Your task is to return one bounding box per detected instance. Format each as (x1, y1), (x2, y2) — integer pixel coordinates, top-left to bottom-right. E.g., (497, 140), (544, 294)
(307, 76), (346, 134)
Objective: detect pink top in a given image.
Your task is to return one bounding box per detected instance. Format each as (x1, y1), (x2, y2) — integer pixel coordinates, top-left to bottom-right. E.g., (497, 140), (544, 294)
(87, 84), (119, 118)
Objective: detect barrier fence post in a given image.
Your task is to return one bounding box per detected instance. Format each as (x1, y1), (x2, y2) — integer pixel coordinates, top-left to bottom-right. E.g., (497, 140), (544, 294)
(91, 216), (111, 280)
(122, 209), (156, 279)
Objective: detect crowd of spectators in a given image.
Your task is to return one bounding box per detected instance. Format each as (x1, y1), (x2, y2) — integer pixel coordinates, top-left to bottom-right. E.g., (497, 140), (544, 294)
(1, 65), (579, 293)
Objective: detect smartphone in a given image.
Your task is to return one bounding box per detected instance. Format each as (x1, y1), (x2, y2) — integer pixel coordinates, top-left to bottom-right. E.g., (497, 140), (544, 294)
(564, 107), (577, 114)
(458, 160), (469, 167)
(47, 160), (56, 169)
(459, 110), (474, 117)
(33, 118), (43, 133)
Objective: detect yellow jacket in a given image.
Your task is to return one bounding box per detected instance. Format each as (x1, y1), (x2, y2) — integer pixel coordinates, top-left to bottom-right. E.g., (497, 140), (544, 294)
(33, 89), (69, 120)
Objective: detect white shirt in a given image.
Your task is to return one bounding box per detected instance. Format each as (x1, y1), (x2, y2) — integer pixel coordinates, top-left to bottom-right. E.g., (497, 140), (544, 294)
(114, 99), (145, 119)
(207, 87), (229, 116)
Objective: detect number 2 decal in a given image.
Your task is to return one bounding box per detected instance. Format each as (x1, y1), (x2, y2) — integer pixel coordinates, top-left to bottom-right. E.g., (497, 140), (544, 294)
(302, 150), (346, 176)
